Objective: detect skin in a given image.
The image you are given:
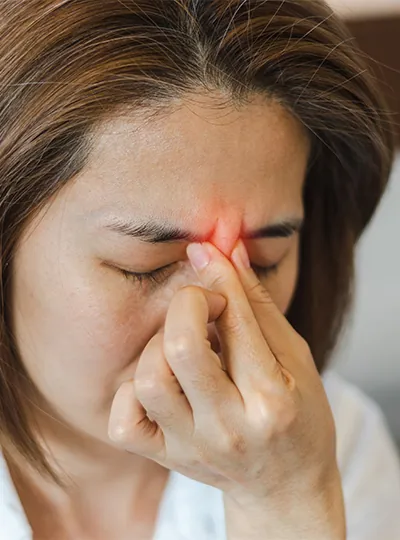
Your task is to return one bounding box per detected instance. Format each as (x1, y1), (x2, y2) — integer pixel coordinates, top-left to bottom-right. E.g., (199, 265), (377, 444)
(9, 93), (316, 539)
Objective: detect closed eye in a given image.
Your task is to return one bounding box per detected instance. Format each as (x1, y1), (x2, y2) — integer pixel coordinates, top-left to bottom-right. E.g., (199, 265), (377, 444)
(120, 262), (279, 289)
(120, 264), (173, 287)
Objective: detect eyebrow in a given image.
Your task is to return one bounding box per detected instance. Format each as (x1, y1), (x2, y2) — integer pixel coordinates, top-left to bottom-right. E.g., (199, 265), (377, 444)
(103, 217), (304, 244)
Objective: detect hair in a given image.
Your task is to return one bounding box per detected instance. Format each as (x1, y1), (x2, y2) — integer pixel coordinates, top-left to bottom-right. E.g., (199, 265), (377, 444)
(0, 0), (394, 480)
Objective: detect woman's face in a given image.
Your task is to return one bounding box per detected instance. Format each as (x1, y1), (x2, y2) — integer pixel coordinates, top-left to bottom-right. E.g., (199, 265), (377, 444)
(11, 94), (310, 444)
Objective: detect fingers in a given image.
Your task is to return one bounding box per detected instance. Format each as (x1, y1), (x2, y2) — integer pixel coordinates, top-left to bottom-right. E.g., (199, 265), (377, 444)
(108, 332), (193, 457)
(230, 239), (313, 379)
(163, 286), (240, 415)
(108, 379), (163, 456)
(186, 243), (281, 398)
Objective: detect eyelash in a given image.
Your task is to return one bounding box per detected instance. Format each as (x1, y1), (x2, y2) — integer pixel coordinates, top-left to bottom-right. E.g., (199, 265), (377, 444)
(121, 262), (279, 288)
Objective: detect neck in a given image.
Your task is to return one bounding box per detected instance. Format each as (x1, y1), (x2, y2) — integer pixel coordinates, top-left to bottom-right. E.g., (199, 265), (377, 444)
(5, 426), (170, 539)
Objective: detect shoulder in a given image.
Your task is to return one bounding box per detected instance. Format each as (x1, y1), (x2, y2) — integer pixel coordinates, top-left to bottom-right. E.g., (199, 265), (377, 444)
(322, 369), (400, 540)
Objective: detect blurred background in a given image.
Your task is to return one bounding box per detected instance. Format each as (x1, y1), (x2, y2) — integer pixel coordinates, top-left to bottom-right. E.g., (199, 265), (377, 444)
(327, 1), (400, 447)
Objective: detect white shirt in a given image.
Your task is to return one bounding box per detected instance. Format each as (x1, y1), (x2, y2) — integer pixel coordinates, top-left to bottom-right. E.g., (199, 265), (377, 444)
(1, 370), (400, 540)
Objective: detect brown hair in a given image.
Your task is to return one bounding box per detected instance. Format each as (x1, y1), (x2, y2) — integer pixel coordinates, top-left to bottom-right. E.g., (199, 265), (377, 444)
(0, 0), (394, 479)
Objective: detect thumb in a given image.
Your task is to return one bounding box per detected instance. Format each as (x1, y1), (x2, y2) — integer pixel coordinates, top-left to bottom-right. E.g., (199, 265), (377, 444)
(185, 286), (227, 323)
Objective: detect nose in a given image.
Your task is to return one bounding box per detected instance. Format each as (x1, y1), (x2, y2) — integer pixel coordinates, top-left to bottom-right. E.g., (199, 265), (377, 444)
(207, 214), (243, 258)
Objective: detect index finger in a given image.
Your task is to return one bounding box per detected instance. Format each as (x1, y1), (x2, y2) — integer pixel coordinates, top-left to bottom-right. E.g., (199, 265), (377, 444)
(186, 242), (282, 397)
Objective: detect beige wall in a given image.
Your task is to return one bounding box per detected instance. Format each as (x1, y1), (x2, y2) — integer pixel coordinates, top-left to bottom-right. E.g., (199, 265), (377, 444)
(328, 0), (400, 19)
(332, 154), (400, 444)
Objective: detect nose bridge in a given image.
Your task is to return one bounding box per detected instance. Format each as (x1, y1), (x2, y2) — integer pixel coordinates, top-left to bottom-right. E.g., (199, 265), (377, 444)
(207, 214), (242, 257)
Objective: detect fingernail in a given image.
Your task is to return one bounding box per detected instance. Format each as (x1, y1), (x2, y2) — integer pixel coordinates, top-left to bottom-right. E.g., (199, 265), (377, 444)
(231, 241), (250, 269)
(108, 381), (133, 442)
(187, 243), (211, 271)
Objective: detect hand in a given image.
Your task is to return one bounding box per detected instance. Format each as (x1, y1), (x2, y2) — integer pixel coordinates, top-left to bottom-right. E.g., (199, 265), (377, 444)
(108, 239), (346, 538)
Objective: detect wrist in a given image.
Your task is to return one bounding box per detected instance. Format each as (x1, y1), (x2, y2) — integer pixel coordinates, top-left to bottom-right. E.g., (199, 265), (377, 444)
(223, 468), (346, 540)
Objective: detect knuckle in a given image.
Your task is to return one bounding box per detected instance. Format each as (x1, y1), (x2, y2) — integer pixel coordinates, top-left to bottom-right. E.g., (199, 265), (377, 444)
(209, 274), (227, 289)
(148, 406), (175, 427)
(191, 370), (219, 394)
(249, 282), (274, 306)
(203, 265), (229, 289)
(109, 423), (130, 444)
(135, 375), (164, 399)
(134, 380), (176, 425)
(221, 312), (251, 338)
(251, 392), (298, 438)
(164, 330), (196, 361)
(217, 428), (247, 457)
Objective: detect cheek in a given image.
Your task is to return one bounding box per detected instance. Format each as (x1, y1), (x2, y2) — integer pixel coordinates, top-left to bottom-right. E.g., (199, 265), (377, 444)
(10, 253), (162, 419)
(261, 241), (299, 314)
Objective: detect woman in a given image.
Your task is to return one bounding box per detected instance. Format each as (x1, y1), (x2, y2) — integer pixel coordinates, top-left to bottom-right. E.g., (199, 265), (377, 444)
(0, 0), (399, 538)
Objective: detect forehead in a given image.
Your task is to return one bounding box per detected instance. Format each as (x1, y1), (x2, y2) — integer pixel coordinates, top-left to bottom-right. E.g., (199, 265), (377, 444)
(79, 93), (310, 230)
